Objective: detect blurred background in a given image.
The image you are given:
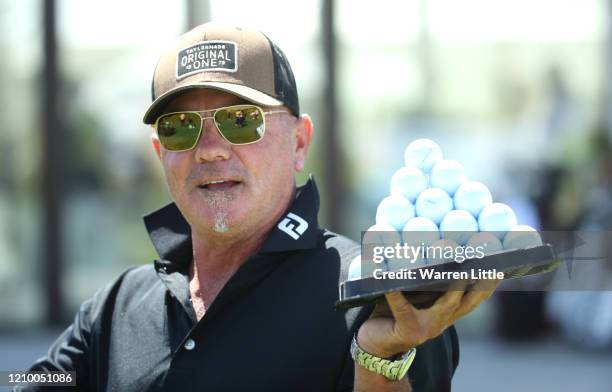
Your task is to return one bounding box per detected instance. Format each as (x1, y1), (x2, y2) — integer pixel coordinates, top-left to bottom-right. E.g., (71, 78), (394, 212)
(1, 0), (612, 390)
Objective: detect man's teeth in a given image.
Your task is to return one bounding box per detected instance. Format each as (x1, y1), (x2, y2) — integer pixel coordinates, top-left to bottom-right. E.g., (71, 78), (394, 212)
(207, 180), (226, 185)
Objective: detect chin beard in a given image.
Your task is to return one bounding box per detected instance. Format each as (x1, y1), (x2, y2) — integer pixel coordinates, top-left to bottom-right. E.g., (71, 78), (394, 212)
(200, 190), (236, 233)
(213, 212), (229, 233)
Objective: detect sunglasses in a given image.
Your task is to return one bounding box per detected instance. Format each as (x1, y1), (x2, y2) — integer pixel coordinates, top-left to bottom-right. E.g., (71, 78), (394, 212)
(154, 104), (289, 152)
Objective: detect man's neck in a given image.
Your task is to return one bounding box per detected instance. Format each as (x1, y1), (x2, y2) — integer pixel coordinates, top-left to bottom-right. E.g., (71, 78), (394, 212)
(190, 226), (268, 278)
(187, 185), (297, 319)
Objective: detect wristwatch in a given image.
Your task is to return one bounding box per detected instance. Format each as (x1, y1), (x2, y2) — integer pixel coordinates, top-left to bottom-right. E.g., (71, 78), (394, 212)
(350, 334), (416, 381)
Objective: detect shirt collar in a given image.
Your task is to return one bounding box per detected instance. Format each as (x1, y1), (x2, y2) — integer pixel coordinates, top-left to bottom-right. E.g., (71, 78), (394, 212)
(143, 175), (321, 268)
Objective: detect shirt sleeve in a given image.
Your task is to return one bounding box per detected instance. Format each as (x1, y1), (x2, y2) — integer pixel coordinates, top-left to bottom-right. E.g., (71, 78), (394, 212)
(14, 299), (94, 392)
(334, 305), (374, 392)
(334, 316), (460, 392)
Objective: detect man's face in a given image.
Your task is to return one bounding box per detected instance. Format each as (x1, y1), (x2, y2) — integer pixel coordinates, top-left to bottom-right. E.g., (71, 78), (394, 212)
(152, 88), (312, 238)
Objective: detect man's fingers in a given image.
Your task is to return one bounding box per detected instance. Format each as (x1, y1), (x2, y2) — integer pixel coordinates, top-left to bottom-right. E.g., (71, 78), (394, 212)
(384, 291), (420, 330)
(429, 280), (468, 313)
(369, 300), (391, 319)
(454, 279), (501, 319)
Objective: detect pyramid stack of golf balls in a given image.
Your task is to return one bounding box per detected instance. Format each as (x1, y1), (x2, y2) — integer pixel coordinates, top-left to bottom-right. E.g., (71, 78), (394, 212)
(349, 138), (542, 280)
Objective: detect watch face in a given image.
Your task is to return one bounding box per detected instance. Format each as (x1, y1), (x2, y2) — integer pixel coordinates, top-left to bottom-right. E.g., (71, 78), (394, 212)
(351, 334), (417, 381)
(396, 349), (417, 380)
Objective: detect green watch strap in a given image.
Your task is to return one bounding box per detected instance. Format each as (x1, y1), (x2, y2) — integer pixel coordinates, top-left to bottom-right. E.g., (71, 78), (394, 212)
(350, 334), (417, 381)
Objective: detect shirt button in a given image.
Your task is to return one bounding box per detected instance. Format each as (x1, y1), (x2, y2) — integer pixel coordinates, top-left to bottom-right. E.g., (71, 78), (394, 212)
(184, 338), (196, 351)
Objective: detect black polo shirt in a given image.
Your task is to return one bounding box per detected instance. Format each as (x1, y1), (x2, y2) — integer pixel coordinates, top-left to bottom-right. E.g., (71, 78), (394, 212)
(24, 177), (459, 392)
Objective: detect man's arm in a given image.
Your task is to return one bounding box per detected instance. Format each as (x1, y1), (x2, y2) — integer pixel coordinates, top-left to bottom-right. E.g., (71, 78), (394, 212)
(16, 299), (94, 391)
(353, 279), (499, 392)
(354, 364), (412, 392)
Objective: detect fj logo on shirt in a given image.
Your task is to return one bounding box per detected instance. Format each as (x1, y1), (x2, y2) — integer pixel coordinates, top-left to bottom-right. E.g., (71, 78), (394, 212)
(277, 213), (308, 240)
(176, 40), (238, 79)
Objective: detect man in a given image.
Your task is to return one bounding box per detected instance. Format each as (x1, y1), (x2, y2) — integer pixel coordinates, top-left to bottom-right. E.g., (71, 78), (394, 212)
(24, 23), (497, 391)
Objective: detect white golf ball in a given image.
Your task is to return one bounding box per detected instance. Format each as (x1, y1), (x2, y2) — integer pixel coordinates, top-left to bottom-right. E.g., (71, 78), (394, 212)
(375, 195), (415, 231)
(466, 232), (503, 255)
(362, 223), (402, 247)
(503, 225), (542, 250)
(347, 255), (363, 281)
(415, 188), (454, 225)
(427, 238), (460, 265)
(389, 166), (428, 203)
(404, 138), (443, 173)
(430, 160), (467, 196)
(348, 254), (378, 280)
(402, 217), (440, 247)
(453, 181), (493, 217)
(386, 254), (426, 272)
(440, 210), (479, 245)
(478, 203), (518, 240)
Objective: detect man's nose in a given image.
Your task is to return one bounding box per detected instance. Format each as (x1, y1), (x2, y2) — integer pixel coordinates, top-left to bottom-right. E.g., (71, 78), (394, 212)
(194, 119), (231, 163)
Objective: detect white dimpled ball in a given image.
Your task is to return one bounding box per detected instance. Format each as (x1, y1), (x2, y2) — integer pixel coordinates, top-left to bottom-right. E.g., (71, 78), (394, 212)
(347, 255), (362, 281)
(478, 203), (518, 240)
(349, 254), (379, 280)
(375, 195), (415, 231)
(453, 181), (493, 217)
(503, 225), (542, 250)
(404, 139), (443, 173)
(389, 166), (428, 203)
(402, 217), (440, 247)
(386, 254), (426, 272)
(362, 223), (402, 247)
(415, 188), (454, 225)
(466, 232), (503, 255)
(427, 239), (460, 265)
(430, 160), (467, 196)
(440, 210), (479, 246)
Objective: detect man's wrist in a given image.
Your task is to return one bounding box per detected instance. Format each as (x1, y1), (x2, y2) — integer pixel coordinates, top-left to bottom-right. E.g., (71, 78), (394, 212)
(351, 334), (417, 382)
(356, 329), (408, 359)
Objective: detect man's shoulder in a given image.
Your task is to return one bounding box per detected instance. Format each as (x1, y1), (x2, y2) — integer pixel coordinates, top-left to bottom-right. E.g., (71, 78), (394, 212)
(84, 264), (161, 317)
(120, 264), (159, 287)
(98, 264), (159, 294)
(319, 228), (360, 260)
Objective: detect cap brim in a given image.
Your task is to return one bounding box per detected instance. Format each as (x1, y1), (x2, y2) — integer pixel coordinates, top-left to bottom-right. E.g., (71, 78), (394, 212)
(142, 82), (283, 124)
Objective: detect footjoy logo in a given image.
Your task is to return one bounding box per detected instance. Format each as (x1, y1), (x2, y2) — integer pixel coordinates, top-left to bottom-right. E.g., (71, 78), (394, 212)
(277, 213), (308, 240)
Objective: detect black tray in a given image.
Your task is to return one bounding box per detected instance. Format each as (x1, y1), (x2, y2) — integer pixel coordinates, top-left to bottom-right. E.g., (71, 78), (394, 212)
(336, 244), (559, 310)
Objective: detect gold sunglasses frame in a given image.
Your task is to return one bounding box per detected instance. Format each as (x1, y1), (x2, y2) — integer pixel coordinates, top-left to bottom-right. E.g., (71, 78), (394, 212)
(153, 104), (289, 152)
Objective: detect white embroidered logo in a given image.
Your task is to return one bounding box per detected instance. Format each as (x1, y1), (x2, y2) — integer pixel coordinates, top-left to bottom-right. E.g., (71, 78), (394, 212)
(176, 40), (238, 79)
(277, 213), (308, 240)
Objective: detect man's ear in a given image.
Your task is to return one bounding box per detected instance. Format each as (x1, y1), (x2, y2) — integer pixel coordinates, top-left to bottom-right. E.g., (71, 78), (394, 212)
(293, 114), (313, 172)
(151, 131), (162, 159)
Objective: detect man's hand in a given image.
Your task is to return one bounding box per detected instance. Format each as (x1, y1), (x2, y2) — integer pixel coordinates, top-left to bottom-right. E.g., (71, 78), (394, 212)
(357, 279), (501, 358)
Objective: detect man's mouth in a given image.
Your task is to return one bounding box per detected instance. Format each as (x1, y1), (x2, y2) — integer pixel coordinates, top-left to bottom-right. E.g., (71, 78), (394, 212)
(197, 180), (242, 191)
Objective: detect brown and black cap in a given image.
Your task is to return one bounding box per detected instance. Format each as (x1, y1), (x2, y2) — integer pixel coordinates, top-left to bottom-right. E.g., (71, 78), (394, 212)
(142, 22), (299, 124)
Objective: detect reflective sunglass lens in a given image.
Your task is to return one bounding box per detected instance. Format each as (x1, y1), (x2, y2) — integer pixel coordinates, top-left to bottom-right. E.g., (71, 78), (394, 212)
(157, 112), (202, 151)
(214, 106), (265, 144)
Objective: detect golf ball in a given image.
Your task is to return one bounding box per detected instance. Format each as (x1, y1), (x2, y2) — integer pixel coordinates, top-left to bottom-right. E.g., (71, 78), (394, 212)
(502, 225), (542, 250)
(375, 195), (415, 231)
(347, 255), (362, 281)
(389, 166), (428, 203)
(402, 216), (440, 247)
(415, 188), (454, 225)
(386, 253), (426, 272)
(478, 203), (518, 240)
(427, 238), (460, 265)
(466, 232), (503, 255)
(440, 210), (479, 245)
(404, 139), (443, 173)
(348, 254), (378, 280)
(430, 160), (467, 196)
(362, 223), (402, 247)
(453, 181), (493, 217)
